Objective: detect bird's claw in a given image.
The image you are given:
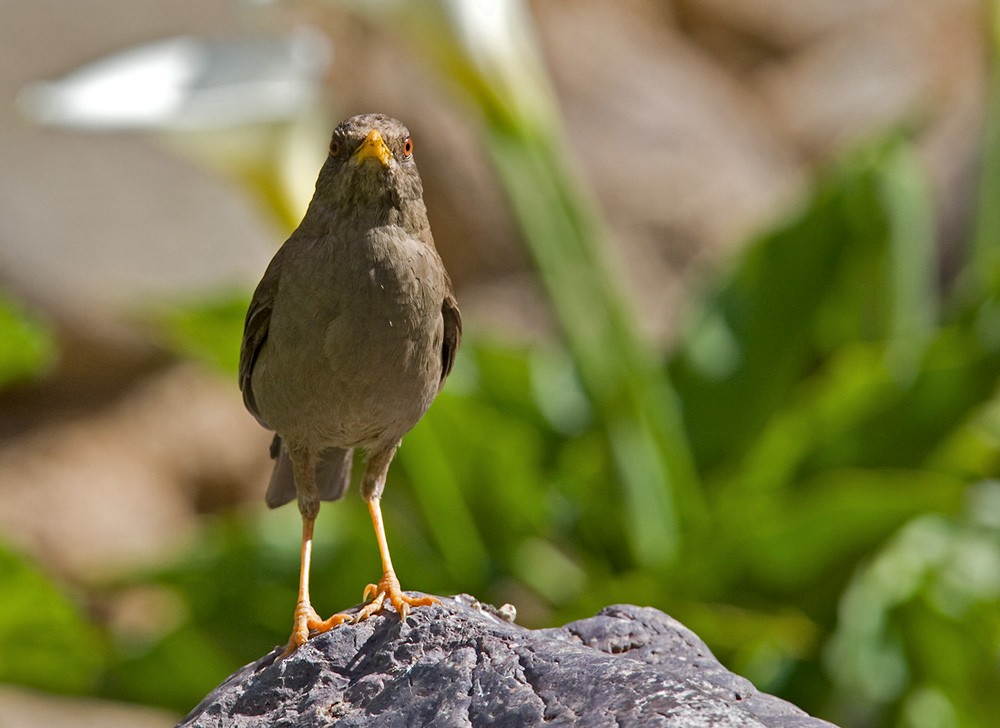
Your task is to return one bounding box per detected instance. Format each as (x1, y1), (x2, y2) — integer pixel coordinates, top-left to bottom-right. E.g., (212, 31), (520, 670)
(354, 573), (438, 623)
(282, 602), (351, 656)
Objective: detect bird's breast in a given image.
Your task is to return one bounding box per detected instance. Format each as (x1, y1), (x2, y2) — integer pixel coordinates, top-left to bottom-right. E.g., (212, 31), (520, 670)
(255, 225), (445, 449)
(329, 226), (442, 346)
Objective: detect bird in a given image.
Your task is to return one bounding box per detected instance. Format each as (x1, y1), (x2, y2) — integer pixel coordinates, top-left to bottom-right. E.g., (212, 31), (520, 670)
(238, 113), (461, 654)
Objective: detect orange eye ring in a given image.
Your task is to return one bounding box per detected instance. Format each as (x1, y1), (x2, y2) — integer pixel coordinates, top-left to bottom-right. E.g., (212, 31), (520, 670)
(402, 137), (413, 158)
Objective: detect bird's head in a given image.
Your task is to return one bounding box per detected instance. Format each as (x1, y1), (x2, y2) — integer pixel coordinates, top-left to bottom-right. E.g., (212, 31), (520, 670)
(312, 113), (425, 223)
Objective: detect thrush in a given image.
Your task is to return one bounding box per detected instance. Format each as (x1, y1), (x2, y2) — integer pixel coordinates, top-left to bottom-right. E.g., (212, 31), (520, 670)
(239, 113), (461, 653)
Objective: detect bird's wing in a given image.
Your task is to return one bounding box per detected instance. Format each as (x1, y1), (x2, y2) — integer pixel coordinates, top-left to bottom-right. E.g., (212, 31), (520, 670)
(440, 282), (462, 389)
(239, 245), (287, 427)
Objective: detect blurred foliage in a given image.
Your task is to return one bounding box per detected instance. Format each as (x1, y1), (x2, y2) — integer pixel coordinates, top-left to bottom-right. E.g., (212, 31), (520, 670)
(0, 292), (56, 387)
(144, 290), (250, 375)
(3, 3), (1000, 728)
(0, 541), (105, 693)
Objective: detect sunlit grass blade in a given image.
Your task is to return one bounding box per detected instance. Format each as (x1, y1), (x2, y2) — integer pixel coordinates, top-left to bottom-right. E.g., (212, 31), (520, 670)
(485, 131), (700, 566)
(397, 409), (489, 583)
(876, 142), (938, 378)
(964, 5), (1000, 303)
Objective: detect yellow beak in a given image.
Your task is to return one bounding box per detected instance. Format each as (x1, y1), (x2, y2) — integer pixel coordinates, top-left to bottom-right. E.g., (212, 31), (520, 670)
(352, 128), (392, 167)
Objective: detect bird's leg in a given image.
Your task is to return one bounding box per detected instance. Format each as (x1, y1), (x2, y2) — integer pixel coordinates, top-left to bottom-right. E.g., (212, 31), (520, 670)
(354, 447), (438, 623)
(353, 496), (439, 622)
(283, 448), (349, 656)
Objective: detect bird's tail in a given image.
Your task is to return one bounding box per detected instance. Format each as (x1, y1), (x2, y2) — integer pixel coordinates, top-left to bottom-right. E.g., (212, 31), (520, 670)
(265, 435), (353, 508)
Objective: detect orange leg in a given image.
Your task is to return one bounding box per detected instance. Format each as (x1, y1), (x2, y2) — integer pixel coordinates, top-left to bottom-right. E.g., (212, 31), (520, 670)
(282, 515), (350, 655)
(353, 497), (438, 623)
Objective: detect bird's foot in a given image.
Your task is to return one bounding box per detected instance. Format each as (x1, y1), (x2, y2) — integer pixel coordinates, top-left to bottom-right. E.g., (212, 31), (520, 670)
(353, 572), (438, 623)
(282, 601), (351, 656)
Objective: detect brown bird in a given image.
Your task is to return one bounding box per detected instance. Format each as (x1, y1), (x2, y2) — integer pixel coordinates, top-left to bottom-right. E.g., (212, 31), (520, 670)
(239, 113), (461, 653)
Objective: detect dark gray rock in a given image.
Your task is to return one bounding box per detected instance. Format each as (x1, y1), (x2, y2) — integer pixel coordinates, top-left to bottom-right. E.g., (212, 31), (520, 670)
(179, 595), (838, 727)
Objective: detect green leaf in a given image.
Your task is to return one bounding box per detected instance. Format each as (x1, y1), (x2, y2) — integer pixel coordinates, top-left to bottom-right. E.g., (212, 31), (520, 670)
(715, 468), (966, 595)
(824, 482), (1000, 728)
(807, 325), (1000, 471)
(0, 292), (57, 387)
(143, 290), (250, 375)
(0, 541), (105, 693)
(669, 151), (882, 469)
(101, 622), (236, 712)
(669, 140), (941, 472)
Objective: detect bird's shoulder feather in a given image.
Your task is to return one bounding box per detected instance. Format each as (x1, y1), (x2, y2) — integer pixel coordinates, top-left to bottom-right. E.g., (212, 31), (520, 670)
(239, 240), (298, 426)
(440, 281), (461, 389)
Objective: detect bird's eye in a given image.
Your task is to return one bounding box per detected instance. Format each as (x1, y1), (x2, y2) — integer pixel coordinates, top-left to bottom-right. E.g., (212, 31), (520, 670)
(329, 138), (343, 156)
(402, 137), (413, 158)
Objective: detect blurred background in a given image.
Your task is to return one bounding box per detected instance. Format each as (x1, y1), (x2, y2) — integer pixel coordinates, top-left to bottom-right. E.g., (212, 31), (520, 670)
(1, 0), (999, 726)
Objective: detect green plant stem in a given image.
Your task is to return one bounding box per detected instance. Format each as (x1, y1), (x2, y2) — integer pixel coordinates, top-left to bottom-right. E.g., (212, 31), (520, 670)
(485, 126), (703, 567)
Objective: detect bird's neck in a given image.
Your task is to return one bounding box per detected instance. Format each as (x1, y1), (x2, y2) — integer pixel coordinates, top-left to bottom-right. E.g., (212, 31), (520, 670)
(299, 197), (432, 248)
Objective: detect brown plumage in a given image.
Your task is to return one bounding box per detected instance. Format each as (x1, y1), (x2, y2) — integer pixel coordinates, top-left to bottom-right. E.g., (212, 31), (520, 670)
(239, 113), (461, 653)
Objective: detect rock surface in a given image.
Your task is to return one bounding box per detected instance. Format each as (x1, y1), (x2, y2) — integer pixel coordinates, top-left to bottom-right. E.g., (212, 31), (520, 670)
(180, 595), (838, 727)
